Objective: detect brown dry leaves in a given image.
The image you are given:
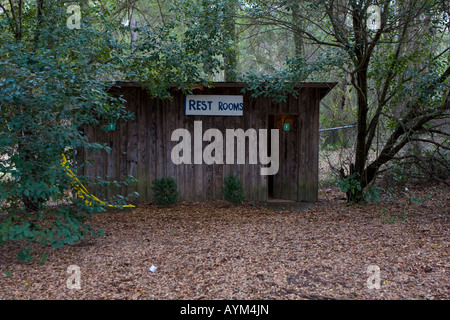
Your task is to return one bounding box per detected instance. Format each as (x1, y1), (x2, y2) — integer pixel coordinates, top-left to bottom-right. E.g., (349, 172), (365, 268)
(0, 183), (449, 300)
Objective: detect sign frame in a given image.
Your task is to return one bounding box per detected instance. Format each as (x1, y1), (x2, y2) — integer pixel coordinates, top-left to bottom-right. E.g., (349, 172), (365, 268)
(184, 95), (244, 117)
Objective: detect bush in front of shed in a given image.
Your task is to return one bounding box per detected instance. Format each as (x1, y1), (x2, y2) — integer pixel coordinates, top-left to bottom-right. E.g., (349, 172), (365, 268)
(222, 173), (245, 204)
(151, 178), (178, 206)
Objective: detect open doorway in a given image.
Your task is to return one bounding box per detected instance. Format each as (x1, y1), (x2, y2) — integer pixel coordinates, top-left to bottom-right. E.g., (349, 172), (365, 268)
(268, 114), (299, 201)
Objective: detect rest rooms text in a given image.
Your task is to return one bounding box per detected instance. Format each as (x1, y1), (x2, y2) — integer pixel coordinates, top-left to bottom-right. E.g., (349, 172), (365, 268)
(185, 95), (244, 116)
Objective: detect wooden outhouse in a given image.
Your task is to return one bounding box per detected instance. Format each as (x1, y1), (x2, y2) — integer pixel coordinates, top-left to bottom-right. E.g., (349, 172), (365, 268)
(81, 82), (336, 203)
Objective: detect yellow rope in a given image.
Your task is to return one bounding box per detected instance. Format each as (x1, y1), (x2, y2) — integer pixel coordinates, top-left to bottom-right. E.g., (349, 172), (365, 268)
(61, 154), (135, 208)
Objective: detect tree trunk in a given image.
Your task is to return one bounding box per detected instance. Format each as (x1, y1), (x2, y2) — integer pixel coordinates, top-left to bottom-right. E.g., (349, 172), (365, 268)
(223, 1), (238, 82)
(130, 17), (137, 52)
(354, 67), (369, 179)
(291, 1), (304, 56)
(35, 0), (44, 42)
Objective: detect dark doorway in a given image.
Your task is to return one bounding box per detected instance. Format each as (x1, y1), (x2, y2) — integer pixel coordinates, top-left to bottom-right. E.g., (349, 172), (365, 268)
(268, 114), (299, 201)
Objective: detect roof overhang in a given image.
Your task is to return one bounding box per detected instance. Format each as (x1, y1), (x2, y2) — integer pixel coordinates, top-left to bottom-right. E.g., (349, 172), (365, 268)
(111, 81), (337, 100)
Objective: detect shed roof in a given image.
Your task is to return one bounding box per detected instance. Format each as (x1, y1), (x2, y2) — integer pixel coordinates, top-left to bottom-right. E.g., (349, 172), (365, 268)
(111, 81), (337, 99)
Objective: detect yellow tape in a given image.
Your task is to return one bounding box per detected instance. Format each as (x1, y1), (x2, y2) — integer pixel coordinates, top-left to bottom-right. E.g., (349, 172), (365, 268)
(61, 154), (135, 208)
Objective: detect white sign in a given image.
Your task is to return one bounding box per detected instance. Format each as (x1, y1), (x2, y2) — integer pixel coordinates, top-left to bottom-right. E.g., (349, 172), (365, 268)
(185, 95), (243, 116)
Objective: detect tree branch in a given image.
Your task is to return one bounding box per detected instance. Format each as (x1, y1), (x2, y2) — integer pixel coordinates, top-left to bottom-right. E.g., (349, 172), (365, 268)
(409, 138), (450, 150)
(0, 2), (16, 37)
(364, 8), (411, 156)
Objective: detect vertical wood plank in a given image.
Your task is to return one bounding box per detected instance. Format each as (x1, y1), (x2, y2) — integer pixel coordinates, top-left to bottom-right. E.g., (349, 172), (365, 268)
(137, 88), (147, 202)
(149, 93), (158, 202)
(297, 89), (307, 202)
(144, 90), (153, 201)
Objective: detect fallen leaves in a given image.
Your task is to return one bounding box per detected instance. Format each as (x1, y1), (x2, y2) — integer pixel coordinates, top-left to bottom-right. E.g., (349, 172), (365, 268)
(0, 183), (448, 300)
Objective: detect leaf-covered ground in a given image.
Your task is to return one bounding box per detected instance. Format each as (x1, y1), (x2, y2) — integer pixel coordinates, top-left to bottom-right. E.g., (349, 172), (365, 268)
(0, 183), (448, 300)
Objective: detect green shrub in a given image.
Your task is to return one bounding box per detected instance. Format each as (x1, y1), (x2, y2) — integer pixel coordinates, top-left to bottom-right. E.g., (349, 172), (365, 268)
(222, 173), (245, 204)
(364, 186), (382, 204)
(337, 173), (362, 202)
(337, 173), (381, 204)
(151, 178), (178, 206)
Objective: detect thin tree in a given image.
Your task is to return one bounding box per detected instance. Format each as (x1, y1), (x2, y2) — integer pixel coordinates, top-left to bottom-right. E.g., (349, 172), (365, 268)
(243, 0), (449, 201)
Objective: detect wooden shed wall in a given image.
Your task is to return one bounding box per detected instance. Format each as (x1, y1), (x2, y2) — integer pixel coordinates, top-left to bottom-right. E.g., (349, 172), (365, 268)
(81, 83), (334, 203)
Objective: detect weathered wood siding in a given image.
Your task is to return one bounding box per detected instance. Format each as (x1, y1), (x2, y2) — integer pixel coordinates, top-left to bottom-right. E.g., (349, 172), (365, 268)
(81, 82), (335, 203)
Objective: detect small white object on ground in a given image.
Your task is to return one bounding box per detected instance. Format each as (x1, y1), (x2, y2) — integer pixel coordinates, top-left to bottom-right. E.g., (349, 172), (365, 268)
(149, 265), (157, 272)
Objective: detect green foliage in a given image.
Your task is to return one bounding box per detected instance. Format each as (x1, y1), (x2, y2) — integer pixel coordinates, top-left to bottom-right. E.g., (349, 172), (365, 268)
(337, 173), (362, 202)
(403, 191), (433, 205)
(222, 173), (245, 204)
(17, 246), (33, 263)
(151, 178), (178, 206)
(0, 0), (232, 260)
(338, 173), (381, 205)
(38, 252), (49, 265)
(322, 137), (352, 151)
(3, 270), (12, 279)
(364, 186), (382, 205)
(390, 162), (409, 185)
(0, 2), (133, 260)
(242, 51), (344, 102)
(122, 0), (232, 97)
(380, 207), (409, 224)
(389, 148), (450, 185)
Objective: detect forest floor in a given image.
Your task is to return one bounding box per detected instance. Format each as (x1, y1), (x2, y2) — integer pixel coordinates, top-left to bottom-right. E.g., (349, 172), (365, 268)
(0, 182), (448, 300)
